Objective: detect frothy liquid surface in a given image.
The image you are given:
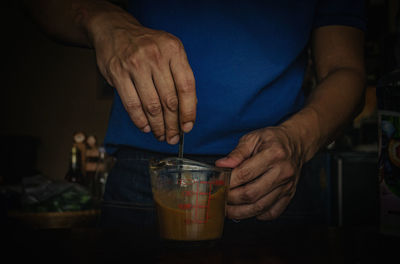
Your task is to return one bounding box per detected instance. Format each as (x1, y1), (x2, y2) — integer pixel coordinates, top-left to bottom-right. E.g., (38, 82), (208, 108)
(153, 186), (227, 241)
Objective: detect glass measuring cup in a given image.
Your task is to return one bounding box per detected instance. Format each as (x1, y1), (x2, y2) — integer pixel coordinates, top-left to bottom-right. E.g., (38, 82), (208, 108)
(149, 157), (231, 242)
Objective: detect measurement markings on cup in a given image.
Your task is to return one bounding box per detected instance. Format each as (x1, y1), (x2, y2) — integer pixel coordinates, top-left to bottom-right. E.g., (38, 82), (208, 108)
(177, 179), (225, 224)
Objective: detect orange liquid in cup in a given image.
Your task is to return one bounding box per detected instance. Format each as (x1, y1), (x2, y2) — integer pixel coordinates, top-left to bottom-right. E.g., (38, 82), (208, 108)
(153, 186), (227, 241)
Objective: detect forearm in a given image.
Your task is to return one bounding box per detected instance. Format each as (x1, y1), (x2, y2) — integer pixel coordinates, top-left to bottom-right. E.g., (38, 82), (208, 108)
(281, 68), (365, 163)
(22, 0), (137, 47)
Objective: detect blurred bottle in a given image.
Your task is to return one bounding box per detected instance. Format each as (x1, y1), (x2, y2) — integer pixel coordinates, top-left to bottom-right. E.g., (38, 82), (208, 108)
(73, 131), (87, 178)
(65, 145), (84, 184)
(94, 146), (109, 201)
(85, 135), (99, 192)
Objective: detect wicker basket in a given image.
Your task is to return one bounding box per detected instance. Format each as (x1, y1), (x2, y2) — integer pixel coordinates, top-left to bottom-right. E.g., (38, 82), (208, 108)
(7, 210), (101, 229)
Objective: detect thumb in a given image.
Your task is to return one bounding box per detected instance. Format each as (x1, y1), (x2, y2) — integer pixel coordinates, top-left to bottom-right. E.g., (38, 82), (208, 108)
(215, 137), (256, 168)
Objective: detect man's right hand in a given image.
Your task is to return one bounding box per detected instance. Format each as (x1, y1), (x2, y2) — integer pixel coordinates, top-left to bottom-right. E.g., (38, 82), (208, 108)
(86, 5), (197, 144)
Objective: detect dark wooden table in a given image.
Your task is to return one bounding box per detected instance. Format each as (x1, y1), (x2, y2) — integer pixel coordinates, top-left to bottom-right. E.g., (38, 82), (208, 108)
(4, 223), (400, 263)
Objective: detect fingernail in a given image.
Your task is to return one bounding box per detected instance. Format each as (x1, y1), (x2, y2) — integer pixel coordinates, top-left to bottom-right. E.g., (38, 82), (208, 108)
(143, 125), (151, 133)
(158, 135), (165, 141)
(183, 122), (193, 133)
(168, 135), (180, 145)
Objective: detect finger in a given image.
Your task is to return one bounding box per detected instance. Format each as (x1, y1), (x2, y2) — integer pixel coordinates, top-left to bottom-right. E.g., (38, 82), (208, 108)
(170, 55), (197, 133)
(113, 72), (150, 133)
(228, 166), (280, 204)
(227, 183), (285, 220)
(215, 135), (259, 169)
(256, 194), (293, 221)
(130, 68), (166, 141)
(152, 63), (180, 144)
(227, 149), (280, 189)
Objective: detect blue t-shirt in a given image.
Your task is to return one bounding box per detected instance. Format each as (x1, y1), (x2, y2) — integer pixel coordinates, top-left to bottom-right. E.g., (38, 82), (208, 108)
(104, 0), (366, 155)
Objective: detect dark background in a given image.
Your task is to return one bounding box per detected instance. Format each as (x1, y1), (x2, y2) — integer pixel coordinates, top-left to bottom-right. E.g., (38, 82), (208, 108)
(0, 0), (399, 228)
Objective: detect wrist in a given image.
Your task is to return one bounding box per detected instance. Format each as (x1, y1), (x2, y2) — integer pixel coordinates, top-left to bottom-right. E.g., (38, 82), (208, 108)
(72, 0), (140, 47)
(279, 107), (324, 163)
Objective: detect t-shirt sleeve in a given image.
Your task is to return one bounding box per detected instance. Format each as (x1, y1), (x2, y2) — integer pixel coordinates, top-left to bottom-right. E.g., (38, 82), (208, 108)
(313, 0), (367, 31)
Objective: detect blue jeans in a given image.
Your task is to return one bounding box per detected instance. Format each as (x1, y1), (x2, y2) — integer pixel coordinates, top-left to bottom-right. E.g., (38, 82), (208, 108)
(100, 146), (328, 230)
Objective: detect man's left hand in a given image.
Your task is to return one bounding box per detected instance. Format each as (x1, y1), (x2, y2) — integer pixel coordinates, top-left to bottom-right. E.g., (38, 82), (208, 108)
(215, 126), (304, 220)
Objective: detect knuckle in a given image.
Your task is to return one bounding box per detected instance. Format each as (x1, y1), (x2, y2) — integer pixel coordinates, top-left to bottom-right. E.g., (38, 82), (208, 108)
(235, 167), (253, 184)
(266, 209), (279, 220)
(228, 148), (247, 164)
(253, 202), (265, 216)
(239, 132), (257, 146)
(284, 181), (295, 194)
(163, 95), (179, 112)
(125, 99), (142, 113)
(285, 166), (296, 178)
(278, 166), (296, 184)
(178, 78), (195, 94)
(127, 54), (141, 70)
(133, 118), (148, 130)
(145, 102), (162, 117)
(164, 33), (183, 51)
(130, 39), (162, 68)
(108, 57), (122, 76)
(287, 180), (297, 195)
(145, 44), (162, 65)
(272, 144), (286, 160)
(240, 187), (257, 204)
